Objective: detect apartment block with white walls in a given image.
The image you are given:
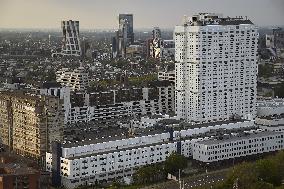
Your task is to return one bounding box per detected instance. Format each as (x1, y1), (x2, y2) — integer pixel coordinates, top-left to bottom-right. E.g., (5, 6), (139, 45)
(175, 13), (258, 123)
(256, 98), (284, 132)
(46, 119), (256, 188)
(192, 131), (284, 163)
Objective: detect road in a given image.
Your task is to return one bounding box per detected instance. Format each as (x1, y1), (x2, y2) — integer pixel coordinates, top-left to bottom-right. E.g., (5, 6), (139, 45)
(182, 171), (225, 188)
(142, 169), (228, 189)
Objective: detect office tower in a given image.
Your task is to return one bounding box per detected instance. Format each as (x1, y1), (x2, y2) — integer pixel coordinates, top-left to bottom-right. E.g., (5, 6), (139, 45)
(175, 13), (258, 123)
(273, 27), (284, 50)
(118, 19), (128, 58)
(80, 37), (90, 58)
(111, 36), (118, 58)
(0, 91), (64, 160)
(119, 14), (134, 44)
(111, 14), (134, 58)
(61, 20), (81, 56)
(48, 34), (51, 46)
(152, 27), (162, 39)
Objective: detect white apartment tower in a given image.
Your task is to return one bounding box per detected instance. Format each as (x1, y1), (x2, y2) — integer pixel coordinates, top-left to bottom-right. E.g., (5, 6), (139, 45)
(175, 13), (258, 123)
(61, 20), (81, 56)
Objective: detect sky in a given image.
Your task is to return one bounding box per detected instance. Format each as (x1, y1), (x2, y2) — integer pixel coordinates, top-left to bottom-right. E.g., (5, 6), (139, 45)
(0, 0), (283, 29)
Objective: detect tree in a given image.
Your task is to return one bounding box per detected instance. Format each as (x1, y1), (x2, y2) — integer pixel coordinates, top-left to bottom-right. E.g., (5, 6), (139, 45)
(133, 163), (165, 185)
(214, 150), (284, 189)
(164, 152), (187, 175)
(274, 83), (284, 98)
(258, 64), (274, 78)
(255, 158), (282, 186)
(225, 162), (258, 189)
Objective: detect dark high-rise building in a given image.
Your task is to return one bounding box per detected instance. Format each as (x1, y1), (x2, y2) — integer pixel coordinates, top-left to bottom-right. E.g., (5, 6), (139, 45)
(112, 14), (134, 58)
(61, 20), (81, 56)
(273, 27), (284, 50)
(111, 36), (118, 58)
(118, 14), (134, 44)
(152, 27), (162, 39)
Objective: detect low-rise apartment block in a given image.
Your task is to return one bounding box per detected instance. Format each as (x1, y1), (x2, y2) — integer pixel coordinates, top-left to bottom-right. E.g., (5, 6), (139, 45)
(192, 131), (284, 163)
(56, 67), (89, 91)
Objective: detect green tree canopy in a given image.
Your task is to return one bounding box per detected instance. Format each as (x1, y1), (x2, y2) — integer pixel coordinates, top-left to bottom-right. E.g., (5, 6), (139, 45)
(164, 152), (187, 175)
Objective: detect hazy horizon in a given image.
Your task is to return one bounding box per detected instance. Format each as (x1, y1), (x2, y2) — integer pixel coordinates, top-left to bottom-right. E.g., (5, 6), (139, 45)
(0, 0), (284, 29)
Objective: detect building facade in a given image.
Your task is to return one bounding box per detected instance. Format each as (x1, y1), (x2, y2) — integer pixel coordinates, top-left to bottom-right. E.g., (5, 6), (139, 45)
(56, 67), (89, 92)
(192, 131), (284, 163)
(256, 98), (284, 132)
(161, 40), (175, 61)
(158, 71), (175, 83)
(0, 163), (40, 189)
(0, 91), (64, 160)
(175, 13), (258, 123)
(46, 120), (255, 188)
(119, 14), (134, 44)
(61, 20), (81, 56)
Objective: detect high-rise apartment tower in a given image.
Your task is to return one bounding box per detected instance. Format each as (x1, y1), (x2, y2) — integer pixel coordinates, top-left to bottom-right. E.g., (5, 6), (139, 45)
(175, 13), (258, 123)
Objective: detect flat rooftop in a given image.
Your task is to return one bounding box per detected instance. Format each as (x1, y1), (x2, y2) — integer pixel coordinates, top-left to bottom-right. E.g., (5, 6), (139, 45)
(0, 163), (38, 176)
(62, 119), (251, 148)
(67, 141), (175, 160)
(176, 119), (250, 131)
(196, 131), (283, 145)
(62, 123), (168, 148)
(257, 99), (284, 108)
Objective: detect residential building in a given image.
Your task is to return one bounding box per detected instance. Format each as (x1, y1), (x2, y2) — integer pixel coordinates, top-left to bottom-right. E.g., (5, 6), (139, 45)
(0, 91), (64, 161)
(56, 67), (89, 92)
(158, 70), (175, 83)
(175, 13), (258, 123)
(0, 163), (40, 189)
(192, 131), (284, 163)
(46, 120), (254, 188)
(256, 98), (284, 132)
(149, 80), (175, 113)
(39, 84), (176, 124)
(61, 20), (81, 56)
(161, 40), (175, 61)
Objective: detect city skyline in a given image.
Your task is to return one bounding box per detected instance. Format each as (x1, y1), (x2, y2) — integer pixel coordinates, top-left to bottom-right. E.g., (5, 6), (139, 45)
(0, 0), (284, 29)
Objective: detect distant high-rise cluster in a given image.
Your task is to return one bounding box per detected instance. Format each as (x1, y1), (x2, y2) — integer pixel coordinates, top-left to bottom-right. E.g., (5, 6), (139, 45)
(61, 20), (81, 56)
(175, 13), (258, 123)
(112, 14), (134, 58)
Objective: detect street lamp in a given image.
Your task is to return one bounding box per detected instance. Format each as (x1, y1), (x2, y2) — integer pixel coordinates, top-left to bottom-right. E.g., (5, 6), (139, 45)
(206, 162), (209, 173)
